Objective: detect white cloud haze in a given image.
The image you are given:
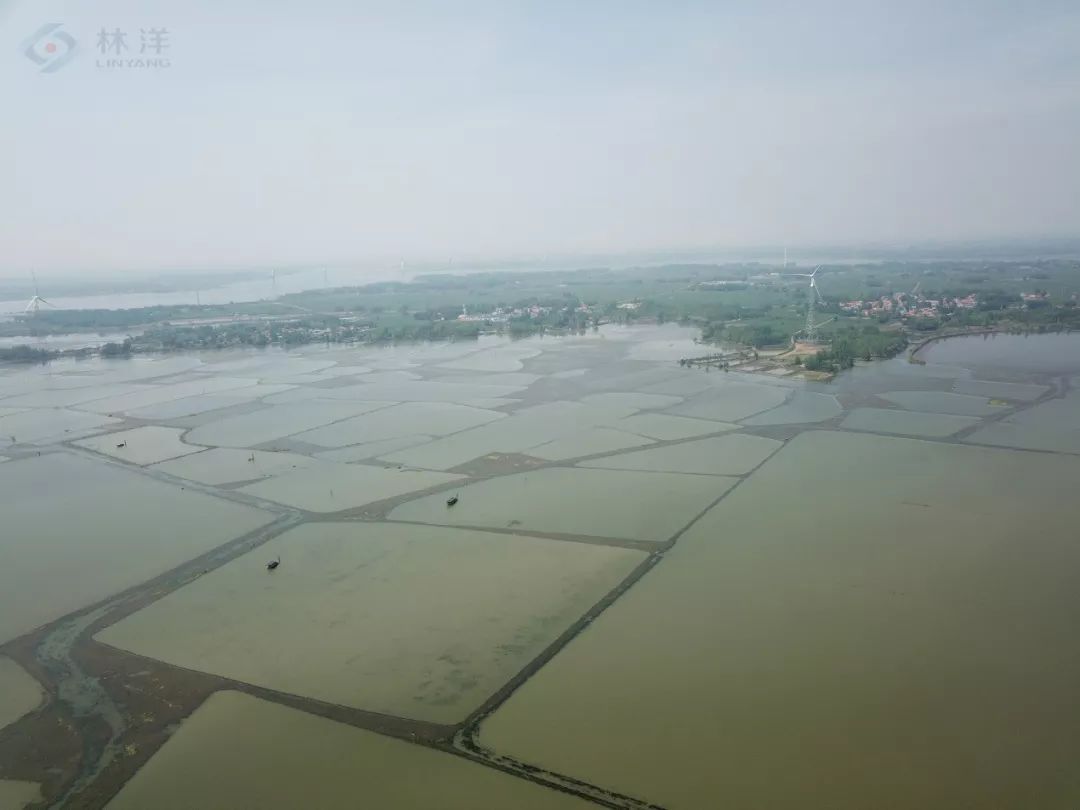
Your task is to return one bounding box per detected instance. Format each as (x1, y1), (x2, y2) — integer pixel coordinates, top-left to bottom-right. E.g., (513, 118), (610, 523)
(2, 0), (1078, 275)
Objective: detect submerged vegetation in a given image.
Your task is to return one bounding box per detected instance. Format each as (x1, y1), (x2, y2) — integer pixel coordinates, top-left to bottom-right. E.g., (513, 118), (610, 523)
(803, 326), (910, 372)
(0, 344), (59, 363)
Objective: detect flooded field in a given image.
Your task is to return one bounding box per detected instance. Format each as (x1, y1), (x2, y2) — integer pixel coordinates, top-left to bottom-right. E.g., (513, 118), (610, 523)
(953, 378), (1049, 401)
(0, 779), (41, 809)
(878, 389), (1007, 416)
(107, 691), (590, 809)
(614, 411), (733, 440)
(0, 657), (41, 731)
(437, 345), (542, 372)
(1, 326), (1079, 808)
(313, 434), (434, 462)
(150, 447), (317, 485)
(742, 390), (841, 424)
(480, 431), (1080, 809)
(390, 467), (729, 543)
(293, 401), (504, 448)
(379, 400), (643, 470)
(667, 379), (788, 421)
(0, 408), (119, 444)
(125, 385), (298, 419)
(840, 407), (980, 437)
(579, 433), (781, 475)
(79, 376), (262, 415)
(526, 426), (655, 460)
(0, 453), (273, 644)
(0, 383), (144, 409)
(74, 426), (204, 466)
(185, 399), (389, 447)
(964, 388), (1080, 454)
(237, 462), (462, 512)
(97, 523), (642, 723)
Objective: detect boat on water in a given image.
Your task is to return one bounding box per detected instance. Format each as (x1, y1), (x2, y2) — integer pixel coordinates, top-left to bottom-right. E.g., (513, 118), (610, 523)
(446, 495), (459, 507)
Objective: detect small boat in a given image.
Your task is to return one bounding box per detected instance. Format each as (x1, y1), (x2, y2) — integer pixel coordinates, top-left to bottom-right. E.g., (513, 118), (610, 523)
(266, 556), (280, 571)
(116, 441), (127, 448)
(446, 495), (459, 507)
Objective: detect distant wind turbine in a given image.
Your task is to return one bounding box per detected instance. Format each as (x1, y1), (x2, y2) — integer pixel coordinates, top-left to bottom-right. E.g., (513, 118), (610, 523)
(24, 270), (54, 315)
(789, 265), (825, 343)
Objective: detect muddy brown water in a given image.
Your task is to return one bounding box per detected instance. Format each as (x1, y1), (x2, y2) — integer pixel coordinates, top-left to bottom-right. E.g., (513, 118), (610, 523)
(2, 327), (1080, 808)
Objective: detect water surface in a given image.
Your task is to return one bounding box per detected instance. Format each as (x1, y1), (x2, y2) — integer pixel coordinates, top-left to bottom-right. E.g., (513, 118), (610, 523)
(481, 431), (1080, 809)
(107, 691), (591, 809)
(98, 524), (642, 723)
(580, 434), (782, 476)
(390, 467), (730, 542)
(0, 657), (42, 731)
(0, 453), (272, 645)
(3, 323), (1079, 809)
(75, 426), (203, 466)
(923, 332), (1080, 374)
(841, 407), (979, 437)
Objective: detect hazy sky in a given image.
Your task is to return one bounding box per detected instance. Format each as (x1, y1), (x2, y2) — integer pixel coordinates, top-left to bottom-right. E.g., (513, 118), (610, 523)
(2, 0), (1078, 276)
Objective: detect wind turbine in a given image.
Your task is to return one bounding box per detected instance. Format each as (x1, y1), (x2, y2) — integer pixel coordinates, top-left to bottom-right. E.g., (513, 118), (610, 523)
(789, 265), (824, 343)
(24, 271), (53, 315)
